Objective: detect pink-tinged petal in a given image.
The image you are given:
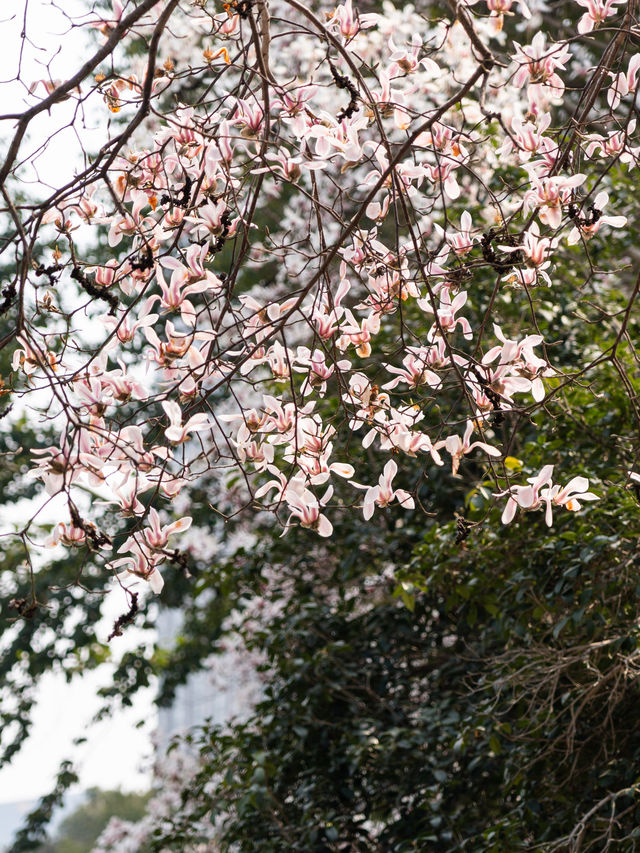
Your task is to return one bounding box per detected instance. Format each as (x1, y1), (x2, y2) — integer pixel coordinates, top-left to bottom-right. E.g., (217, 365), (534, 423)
(317, 515), (333, 537)
(255, 481), (279, 500)
(482, 346), (502, 365)
(594, 191), (609, 209)
(181, 303), (197, 327)
(531, 378), (545, 402)
(506, 377), (532, 393)
(165, 426), (186, 443)
(310, 472), (331, 486)
(542, 205), (563, 229)
(577, 13), (594, 32)
(395, 490), (415, 509)
(462, 421), (475, 446)
(459, 318), (473, 340)
(184, 414), (211, 433)
(544, 500), (554, 526)
(144, 325), (162, 349)
(451, 290), (468, 312)
(363, 501), (375, 521)
(470, 441), (502, 457)
(555, 477), (589, 503)
(562, 476), (590, 495)
(533, 465), (555, 489)
(567, 226), (581, 246)
(362, 429), (377, 449)
(516, 485), (535, 509)
(563, 174), (587, 189)
(513, 67), (529, 89)
(493, 323), (507, 344)
(303, 160), (330, 171)
(165, 516), (193, 536)
(607, 81), (623, 109)
(382, 376), (403, 390)
(430, 446), (444, 466)
(382, 459), (398, 483)
(148, 508), (162, 536)
(330, 463), (355, 478)
(364, 485), (378, 506)
(628, 53), (640, 85)
(502, 497), (518, 524)
(444, 174), (460, 200)
(162, 399), (182, 426)
(601, 215), (626, 228)
(148, 568), (165, 594)
(445, 435), (461, 455)
(518, 0), (531, 18)
(159, 256), (184, 271)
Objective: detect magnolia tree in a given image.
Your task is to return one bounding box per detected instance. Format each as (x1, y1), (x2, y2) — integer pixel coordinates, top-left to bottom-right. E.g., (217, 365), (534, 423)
(1, 0), (638, 611)
(4, 0), (640, 850)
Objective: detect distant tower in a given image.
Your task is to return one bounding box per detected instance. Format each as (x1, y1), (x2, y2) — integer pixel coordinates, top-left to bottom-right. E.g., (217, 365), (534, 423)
(155, 607), (260, 752)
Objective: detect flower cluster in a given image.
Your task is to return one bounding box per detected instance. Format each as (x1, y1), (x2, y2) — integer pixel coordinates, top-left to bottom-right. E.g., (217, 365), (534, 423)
(4, 0), (632, 597)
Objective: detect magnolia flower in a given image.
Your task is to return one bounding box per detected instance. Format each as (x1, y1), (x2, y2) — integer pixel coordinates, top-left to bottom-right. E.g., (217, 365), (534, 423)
(11, 335), (59, 376)
(326, 0), (366, 39)
(567, 191), (627, 245)
(433, 211), (476, 257)
(523, 173), (586, 229)
(608, 54), (640, 109)
(445, 421), (502, 476)
(336, 310), (380, 357)
(254, 472), (334, 537)
(486, 0), (530, 30)
(512, 33), (572, 104)
(30, 442), (79, 495)
(110, 545), (165, 594)
(503, 113), (553, 162)
(382, 350), (441, 391)
(185, 199), (229, 239)
(121, 507), (192, 553)
(101, 298), (158, 346)
(46, 522), (87, 548)
(388, 34), (440, 78)
(148, 262), (218, 327)
(539, 477), (599, 526)
(113, 509), (192, 594)
(482, 324), (549, 402)
(232, 438), (275, 472)
(584, 121), (639, 164)
(500, 466), (598, 525)
(162, 400), (211, 444)
(109, 476), (149, 516)
(295, 347), (351, 397)
(576, 0), (625, 34)
(351, 459), (415, 520)
(500, 464), (554, 524)
(263, 394), (314, 444)
(418, 288), (473, 340)
(422, 161), (461, 201)
(272, 84), (317, 117)
(285, 484), (334, 537)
